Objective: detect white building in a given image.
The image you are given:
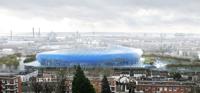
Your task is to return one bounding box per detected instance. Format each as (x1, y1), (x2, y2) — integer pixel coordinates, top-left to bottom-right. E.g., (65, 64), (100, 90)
(18, 70), (38, 82)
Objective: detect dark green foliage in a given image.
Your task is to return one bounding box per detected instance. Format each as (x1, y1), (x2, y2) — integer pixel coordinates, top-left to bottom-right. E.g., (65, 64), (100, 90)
(72, 65), (96, 93)
(170, 72), (182, 80)
(190, 86), (200, 93)
(196, 87), (200, 93)
(32, 82), (43, 93)
(167, 63), (200, 67)
(101, 76), (111, 93)
(24, 54), (36, 63)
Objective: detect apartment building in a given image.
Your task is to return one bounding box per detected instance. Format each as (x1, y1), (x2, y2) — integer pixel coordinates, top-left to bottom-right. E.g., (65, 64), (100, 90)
(135, 81), (194, 93)
(0, 75), (22, 93)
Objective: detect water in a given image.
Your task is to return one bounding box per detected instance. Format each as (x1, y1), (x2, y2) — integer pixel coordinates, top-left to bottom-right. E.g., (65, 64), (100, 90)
(153, 58), (200, 72)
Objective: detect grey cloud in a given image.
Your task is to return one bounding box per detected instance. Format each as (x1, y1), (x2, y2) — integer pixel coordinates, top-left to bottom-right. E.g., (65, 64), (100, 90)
(0, 0), (200, 27)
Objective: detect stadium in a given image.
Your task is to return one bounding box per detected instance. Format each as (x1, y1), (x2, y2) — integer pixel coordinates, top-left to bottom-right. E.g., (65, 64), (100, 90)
(36, 46), (143, 68)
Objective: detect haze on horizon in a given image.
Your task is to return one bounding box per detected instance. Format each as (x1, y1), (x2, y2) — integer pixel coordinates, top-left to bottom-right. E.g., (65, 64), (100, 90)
(0, 0), (200, 34)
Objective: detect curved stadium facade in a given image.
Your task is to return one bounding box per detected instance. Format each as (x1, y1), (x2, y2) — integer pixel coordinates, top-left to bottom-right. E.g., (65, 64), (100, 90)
(36, 47), (142, 68)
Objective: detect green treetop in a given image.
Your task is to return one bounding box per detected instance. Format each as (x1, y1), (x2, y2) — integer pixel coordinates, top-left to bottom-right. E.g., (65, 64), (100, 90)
(101, 75), (111, 93)
(72, 65), (96, 93)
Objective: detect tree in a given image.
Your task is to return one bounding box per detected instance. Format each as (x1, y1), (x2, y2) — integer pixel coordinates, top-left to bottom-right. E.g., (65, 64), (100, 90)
(101, 75), (111, 93)
(72, 65), (96, 93)
(42, 82), (54, 93)
(55, 69), (67, 93)
(0, 81), (2, 93)
(127, 81), (136, 93)
(171, 72), (182, 81)
(24, 54), (36, 63)
(56, 68), (67, 79)
(29, 77), (43, 93)
(55, 78), (66, 93)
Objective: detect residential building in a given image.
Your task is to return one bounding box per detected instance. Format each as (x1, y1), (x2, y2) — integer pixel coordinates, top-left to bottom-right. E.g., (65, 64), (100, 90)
(0, 75), (22, 93)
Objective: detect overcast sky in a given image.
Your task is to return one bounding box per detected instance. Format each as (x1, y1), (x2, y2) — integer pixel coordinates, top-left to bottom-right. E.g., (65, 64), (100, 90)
(0, 0), (200, 34)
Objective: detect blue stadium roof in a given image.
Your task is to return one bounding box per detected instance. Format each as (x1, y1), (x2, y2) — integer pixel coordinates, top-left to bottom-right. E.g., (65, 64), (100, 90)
(36, 46), (142, 67)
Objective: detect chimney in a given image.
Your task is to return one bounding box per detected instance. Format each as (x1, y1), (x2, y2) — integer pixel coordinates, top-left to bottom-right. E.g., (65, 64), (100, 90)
(38, 28), (40, 37)
(32, 27), (35, 38)
(10, 30), (12, 40)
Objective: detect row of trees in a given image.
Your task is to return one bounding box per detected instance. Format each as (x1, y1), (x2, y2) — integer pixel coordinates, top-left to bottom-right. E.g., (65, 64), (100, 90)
(29, 65), (112, 93)
(23, 54), (36, 63)
(72, 66), (135, 93)
(29, 77), (54, 93)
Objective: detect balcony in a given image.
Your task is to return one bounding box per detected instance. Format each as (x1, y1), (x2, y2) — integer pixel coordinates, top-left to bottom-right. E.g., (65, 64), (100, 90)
(5, 83), (17, 86)
(6, 88), (17, 91)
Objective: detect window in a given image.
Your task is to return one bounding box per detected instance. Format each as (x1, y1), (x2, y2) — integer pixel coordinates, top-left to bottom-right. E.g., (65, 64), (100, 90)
(159, 87), (163, 91)
(164, 87), (167, 91)
(169, 87), (172, 91)
(111, 87), (115, 91)
(10, 80), (14, 84)
(173, 87), (177, 91)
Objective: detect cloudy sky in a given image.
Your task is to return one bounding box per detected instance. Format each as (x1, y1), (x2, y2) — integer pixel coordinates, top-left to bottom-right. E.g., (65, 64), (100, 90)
(0, 0), (200, 34)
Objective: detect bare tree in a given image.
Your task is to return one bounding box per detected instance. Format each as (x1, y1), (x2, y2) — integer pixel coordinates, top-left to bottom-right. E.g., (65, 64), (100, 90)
(29, 77), (43, 93)
(42, 82), (54, 93)
(127, 81), (136, 93)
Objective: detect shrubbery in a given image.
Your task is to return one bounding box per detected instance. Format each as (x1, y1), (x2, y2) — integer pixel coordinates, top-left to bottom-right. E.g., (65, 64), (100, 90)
(0, 54), (19, 65)
(24, 54), (36, 63)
